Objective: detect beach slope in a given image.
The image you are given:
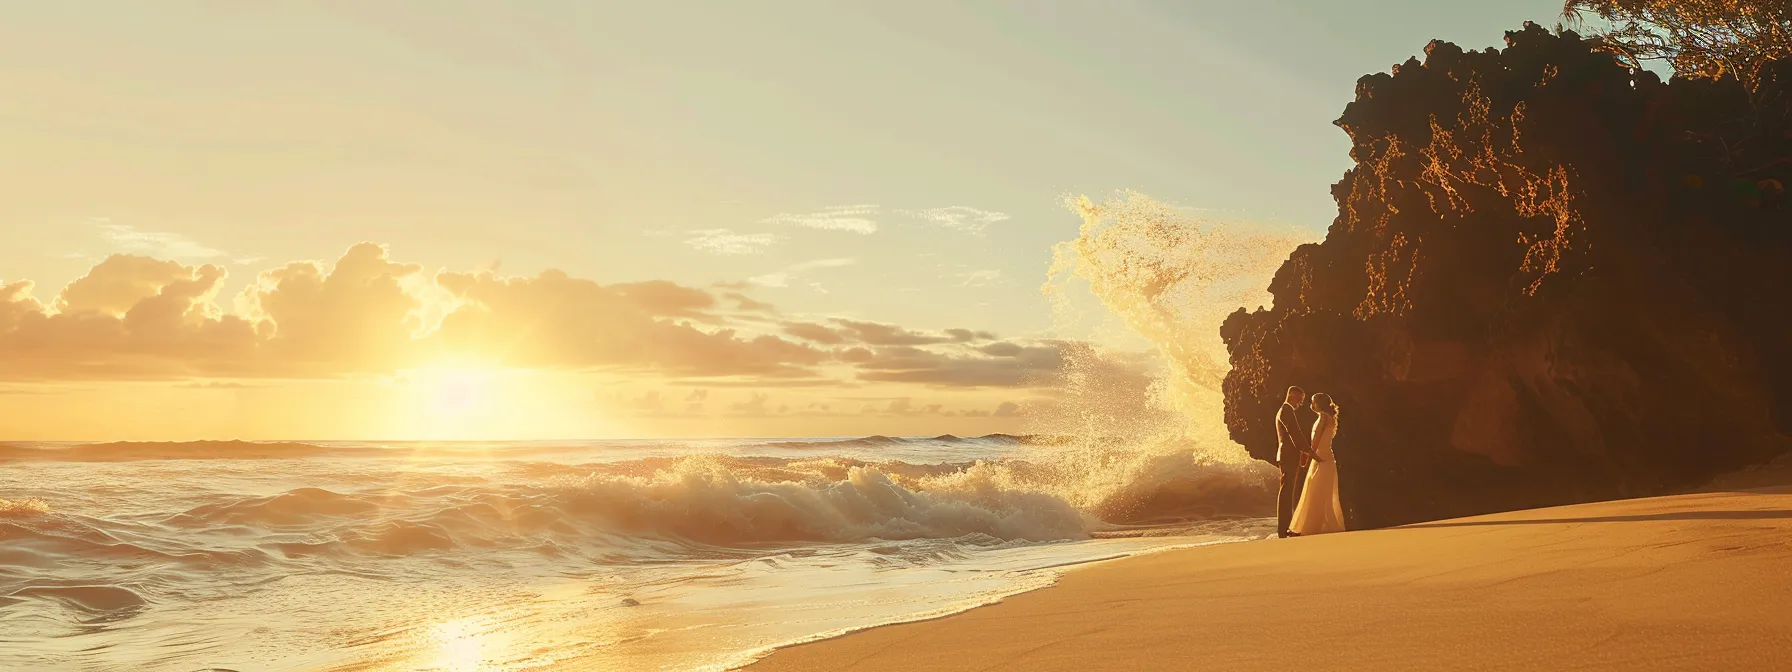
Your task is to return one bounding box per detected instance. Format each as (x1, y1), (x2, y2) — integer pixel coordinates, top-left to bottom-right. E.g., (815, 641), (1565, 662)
(750, 487), (1792, 671)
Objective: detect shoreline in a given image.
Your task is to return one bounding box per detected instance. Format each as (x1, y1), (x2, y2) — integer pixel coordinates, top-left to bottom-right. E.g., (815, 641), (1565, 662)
(747, 486), (1792, 671)
(720, 535), (1256, 671)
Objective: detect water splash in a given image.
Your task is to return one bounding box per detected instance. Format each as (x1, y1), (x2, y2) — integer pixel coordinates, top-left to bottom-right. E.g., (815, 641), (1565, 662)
(996, 190), (1315, 523)
(1047, 190), (1309, 441)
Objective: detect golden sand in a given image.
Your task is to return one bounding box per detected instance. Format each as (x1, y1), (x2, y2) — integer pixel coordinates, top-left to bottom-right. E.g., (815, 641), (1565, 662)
(751, 487), (1792, 671)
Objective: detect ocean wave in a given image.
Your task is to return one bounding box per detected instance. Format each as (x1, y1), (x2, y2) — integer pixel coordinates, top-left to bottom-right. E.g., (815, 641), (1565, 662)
(9, 584), (148, 614)
(0, 435), (1042, 463)
(0, 496), (50, 516)
(0, 440), (351, 462)
(553, 458), (1088, 545)
(136, 450), (1272, 561)
(760, 433), (1040, 450)
(170, 487), (382, 528)
(4, 441), (1275, 568)
(761, 435), (911, 450)
(154, 468), (1080, 559)
(0, 509), (269, 570)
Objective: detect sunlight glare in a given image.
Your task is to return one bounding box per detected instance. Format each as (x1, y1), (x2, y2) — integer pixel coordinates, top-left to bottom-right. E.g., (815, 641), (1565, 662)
(407, 363), (501, 420)
(395, 362), (512, 441)
(429, 615), (504, 672)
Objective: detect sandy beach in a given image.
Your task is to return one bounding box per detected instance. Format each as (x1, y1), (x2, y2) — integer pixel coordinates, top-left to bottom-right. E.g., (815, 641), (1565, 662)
(750, 487), (1792, 671)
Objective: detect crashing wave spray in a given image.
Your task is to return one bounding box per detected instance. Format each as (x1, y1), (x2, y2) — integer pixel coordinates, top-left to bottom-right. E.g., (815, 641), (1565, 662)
(1047, 190), (1310, 440)
(1008, 190), (1311, 524)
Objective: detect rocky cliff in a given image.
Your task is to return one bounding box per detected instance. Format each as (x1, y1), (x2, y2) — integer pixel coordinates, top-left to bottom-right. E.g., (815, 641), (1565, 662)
(1221, 24), (1792, 529)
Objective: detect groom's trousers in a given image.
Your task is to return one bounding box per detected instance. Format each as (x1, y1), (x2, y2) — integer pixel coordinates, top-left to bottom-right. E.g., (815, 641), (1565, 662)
(1277, 458), (1306, 535)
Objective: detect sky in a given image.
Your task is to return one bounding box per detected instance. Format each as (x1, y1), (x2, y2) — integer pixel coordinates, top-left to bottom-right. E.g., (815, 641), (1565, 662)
(0, 0), (1573, 440)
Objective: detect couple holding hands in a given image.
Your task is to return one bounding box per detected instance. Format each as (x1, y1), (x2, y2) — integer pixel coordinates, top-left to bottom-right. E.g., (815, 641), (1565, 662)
(1274, 385), (1345, 538)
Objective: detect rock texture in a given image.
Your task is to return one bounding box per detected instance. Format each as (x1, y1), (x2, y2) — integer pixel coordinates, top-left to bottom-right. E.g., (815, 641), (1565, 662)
(1221, 24), (1792, 529)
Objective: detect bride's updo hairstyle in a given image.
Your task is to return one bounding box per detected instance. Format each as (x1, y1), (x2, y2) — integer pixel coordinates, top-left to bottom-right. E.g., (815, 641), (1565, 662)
(1312, 393), (1339, 418)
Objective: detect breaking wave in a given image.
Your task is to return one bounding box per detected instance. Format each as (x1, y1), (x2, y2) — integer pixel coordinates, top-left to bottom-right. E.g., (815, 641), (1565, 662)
(139, 452), (1262, 556)
(2, 454), (1270, 589)
(0, 440), (355, 462)
(0, 496), (50, 516)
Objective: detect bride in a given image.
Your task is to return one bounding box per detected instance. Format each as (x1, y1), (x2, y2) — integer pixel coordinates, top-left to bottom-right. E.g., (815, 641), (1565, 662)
(1289, 393), (1345, 536)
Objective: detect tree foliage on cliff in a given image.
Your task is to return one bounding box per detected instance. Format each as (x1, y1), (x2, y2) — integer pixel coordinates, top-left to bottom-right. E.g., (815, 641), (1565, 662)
(1566, 0), (1792, 85)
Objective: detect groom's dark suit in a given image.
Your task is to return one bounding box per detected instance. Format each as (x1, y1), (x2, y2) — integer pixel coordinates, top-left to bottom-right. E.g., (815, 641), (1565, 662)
(1275, 401), (1313, 537)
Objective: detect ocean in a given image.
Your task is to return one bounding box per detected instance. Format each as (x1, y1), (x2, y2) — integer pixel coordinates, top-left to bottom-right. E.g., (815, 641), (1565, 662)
(0, 436), (1276, 671)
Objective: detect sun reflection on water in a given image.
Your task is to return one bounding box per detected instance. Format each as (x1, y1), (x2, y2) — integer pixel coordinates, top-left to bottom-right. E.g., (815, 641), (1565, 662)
(429, 615), (508, 672)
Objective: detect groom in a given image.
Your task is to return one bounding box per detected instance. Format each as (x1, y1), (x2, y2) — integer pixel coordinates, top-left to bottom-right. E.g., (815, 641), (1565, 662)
(1275, 385), (1314, 538)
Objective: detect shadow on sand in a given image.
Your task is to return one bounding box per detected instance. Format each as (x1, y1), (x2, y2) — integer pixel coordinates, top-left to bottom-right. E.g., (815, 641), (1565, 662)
(1402, 509), (1792, 529)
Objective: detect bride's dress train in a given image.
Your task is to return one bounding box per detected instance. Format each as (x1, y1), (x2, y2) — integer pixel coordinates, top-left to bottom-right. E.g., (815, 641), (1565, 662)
(1290, 412), (1345, 535)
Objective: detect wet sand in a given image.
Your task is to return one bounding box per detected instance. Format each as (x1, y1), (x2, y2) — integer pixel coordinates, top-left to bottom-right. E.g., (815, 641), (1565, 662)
(749, 487), (1792, 671)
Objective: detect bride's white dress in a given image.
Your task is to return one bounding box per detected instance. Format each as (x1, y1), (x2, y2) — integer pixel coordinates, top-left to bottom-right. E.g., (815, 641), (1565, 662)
(1290, 413), (1345, 535)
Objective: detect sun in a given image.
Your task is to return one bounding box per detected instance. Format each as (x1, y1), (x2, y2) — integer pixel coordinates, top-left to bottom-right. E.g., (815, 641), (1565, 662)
(388, 361), (624, 441)
(399, 361), (509, 439)
(428, 368), (493, 417)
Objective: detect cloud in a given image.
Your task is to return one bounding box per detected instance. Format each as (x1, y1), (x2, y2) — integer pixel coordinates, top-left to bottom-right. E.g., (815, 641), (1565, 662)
(782, 322), (849, 345)
(993, 401), (1021, 417)
(783, 319), (993, 347)
(608, 280), (718, 319)
(958, 270), (1003, 287)
(0, 384), (72, 396)
(666, 377), (847, 388)
(729, 392), (773, 416)
(0, 282), (43, 333)
(599, 390), (696, 418)
(760, 205), (880, 234)
(432, 269), (825, 377)
(979, 341), (1023, 357)
(683, 229), (780, 255)
(756, 205), (1009, 236)
(847, 341), (1071, 388)
(830, 319), (953, 346)
(0, 244), (1107, 407)
(749, 273), (790, 288)
(902, 206), (1011, 235)
(176, 381), (264, 389)
(791, 258), (858, 272)
(858, 398), (949, 417)
(96, 222), (228, 259)
(946, 328), (997, 342)
(238, 243), (430, 369)
(56, 255), (208, 317)
(0, 244), (830, 382)
(0, 259), (259, 380)
(748, 258), (857, 289)
(724, 292), (775, 312)
(623, 391), (666, 413)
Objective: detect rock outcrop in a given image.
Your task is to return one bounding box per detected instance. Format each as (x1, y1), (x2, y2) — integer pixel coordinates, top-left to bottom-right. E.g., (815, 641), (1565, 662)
(1221, 24), (1792, 529)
